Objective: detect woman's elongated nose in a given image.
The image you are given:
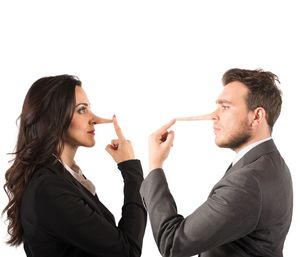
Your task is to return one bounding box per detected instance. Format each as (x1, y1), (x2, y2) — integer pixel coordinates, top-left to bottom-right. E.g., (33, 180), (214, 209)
(93, 114), (113, 124)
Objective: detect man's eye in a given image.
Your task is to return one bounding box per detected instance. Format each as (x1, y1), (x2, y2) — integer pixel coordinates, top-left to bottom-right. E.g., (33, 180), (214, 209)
(222, 105), (229, 110)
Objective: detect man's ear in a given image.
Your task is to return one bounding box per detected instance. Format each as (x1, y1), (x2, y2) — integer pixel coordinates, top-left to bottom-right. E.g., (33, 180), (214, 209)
(251, 107), (266, 127)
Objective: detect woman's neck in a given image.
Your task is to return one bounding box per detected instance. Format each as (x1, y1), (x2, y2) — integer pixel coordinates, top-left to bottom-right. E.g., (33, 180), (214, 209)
(60, 144), (77, 167)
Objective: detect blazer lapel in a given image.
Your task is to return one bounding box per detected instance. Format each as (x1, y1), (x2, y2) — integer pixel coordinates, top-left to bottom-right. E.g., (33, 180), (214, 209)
(227, 139), (278, 175)
(48, 158), (116, 224)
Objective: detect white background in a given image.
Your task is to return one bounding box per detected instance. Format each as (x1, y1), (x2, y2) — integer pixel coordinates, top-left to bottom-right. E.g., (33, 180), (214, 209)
(0, 1), (298, 256)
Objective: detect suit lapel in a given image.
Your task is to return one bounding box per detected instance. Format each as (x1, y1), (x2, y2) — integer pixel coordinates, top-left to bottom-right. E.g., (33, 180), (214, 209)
(226, 139), (277, 175)
(48, 158), (116, 224)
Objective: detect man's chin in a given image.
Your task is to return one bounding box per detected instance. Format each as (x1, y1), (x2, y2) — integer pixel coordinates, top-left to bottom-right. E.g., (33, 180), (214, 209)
(215, 137), (251, 151)
(215, 138), (235, 150)
(215, 138), (228, 148)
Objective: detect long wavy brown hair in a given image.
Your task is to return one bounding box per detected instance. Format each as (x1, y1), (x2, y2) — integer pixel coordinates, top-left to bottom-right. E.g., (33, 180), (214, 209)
(3, 75), (81, 246)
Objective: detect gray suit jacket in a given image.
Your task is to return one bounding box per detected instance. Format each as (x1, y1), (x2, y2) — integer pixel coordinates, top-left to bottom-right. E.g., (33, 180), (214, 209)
(140, 140), (293, 257)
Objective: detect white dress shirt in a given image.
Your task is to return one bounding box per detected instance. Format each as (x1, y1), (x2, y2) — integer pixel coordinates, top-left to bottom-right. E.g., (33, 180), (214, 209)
(62, 162), (96, 196)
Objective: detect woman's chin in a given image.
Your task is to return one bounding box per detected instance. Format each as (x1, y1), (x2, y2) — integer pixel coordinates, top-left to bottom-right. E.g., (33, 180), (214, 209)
(83, 141), (96, 148)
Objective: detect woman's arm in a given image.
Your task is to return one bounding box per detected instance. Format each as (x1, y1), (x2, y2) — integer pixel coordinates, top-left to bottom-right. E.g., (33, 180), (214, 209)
(34, 161), (146, 257)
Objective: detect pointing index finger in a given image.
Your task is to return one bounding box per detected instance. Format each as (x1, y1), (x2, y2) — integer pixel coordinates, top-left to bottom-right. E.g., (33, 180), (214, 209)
(113, 115), (125, 140)
(156, 119), (176, 134)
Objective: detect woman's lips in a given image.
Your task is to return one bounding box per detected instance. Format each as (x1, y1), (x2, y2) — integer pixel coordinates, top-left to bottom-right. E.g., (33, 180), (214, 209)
(87, 130), (95, 135)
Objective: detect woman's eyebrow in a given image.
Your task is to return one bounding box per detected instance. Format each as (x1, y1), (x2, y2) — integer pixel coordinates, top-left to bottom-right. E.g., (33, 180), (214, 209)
(75, 102), (90, 108)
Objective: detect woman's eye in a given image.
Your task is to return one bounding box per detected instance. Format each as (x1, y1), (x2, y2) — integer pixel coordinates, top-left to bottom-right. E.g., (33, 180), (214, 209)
(78, 106), (87, 114)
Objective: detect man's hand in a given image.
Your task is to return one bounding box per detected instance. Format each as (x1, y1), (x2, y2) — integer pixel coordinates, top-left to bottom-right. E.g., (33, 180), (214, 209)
(149, 119), (176, 171)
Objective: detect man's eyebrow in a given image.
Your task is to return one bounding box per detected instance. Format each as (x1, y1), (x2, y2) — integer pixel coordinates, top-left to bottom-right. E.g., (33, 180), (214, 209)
(216, 99), (232, 105)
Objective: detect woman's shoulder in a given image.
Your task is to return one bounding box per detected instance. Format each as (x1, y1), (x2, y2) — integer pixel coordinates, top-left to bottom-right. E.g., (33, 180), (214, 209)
(36, 157), (65, 175)
(24, 161), (78, 203)
(26, 160), (67, 191)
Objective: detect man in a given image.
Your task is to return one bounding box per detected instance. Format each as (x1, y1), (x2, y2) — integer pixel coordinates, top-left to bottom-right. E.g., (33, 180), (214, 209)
(140, 68), (293, 257)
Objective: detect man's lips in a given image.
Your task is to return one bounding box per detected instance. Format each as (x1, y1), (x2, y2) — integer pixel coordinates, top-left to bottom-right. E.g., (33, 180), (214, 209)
(213, 126), (221, 134)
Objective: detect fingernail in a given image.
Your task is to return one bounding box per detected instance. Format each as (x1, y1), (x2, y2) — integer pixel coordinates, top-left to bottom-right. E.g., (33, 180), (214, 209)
(113, 114), (116, 118)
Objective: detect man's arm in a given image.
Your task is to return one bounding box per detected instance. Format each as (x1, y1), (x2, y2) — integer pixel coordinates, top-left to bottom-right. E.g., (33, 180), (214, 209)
(140, 168), (261, 257)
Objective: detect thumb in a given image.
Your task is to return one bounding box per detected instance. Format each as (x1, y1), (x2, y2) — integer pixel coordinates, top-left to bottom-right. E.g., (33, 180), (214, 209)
(105, 144), (115, 156)
(165, 130), (175, 146)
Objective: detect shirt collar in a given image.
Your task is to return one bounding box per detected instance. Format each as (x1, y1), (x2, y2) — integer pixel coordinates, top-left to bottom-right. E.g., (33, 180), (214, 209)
(232, 137), (272, 166)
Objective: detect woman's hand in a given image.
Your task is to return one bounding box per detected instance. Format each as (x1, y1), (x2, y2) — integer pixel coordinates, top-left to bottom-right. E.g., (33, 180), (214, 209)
(149, 119), (176, 171)
(105, 115), (135, 164)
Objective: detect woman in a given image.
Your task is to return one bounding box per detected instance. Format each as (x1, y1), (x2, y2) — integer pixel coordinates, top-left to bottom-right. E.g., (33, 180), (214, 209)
(3, 75), (147, 257)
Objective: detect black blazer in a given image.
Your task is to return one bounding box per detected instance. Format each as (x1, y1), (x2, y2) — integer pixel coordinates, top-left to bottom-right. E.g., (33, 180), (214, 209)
(21, 158), (147, 257)
(140, 140), (293, 257)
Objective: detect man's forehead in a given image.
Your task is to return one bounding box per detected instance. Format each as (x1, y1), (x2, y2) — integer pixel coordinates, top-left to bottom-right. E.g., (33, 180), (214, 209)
(216, 82), (248, 104)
